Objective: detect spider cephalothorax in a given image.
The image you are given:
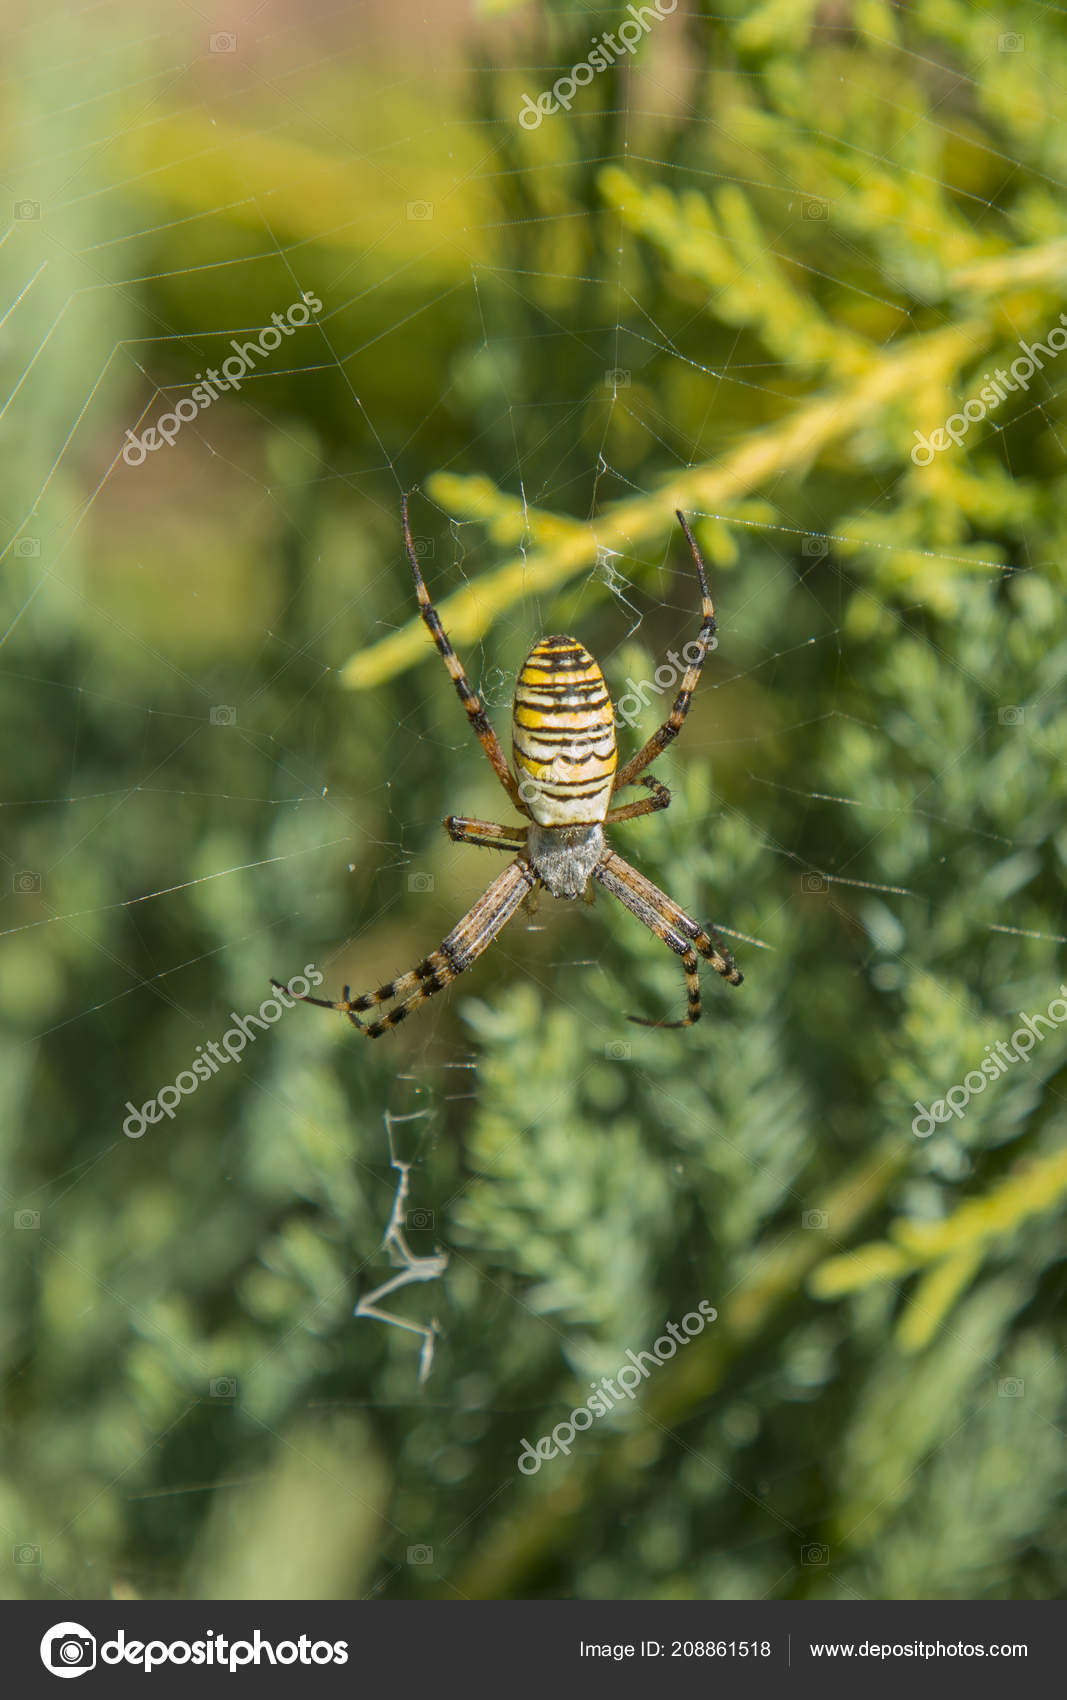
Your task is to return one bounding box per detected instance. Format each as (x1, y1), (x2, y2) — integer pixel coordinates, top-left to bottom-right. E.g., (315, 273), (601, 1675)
(273, 499), (742, 1036)
(525, 821), (606, 899)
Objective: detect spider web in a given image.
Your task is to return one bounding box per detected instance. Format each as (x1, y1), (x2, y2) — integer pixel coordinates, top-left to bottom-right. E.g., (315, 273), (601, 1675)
(3, 0), (1065, 1603)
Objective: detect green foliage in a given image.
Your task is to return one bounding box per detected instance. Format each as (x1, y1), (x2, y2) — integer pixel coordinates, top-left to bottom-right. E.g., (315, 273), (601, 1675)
(1, 0), (1065, 1603)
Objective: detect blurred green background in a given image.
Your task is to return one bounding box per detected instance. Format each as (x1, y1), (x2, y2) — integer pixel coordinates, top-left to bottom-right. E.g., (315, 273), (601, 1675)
(2, 0), (1067, 1601)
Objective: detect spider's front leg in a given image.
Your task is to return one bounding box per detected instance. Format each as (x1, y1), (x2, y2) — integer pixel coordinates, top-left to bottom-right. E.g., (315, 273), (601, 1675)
(404, 493), (528, 815)
(273, 856), (536, 1039)
(611, 511), (717, 795)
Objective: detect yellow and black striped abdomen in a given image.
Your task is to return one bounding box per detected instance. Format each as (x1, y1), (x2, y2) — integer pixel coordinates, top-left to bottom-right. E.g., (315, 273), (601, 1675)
(512, 635), (617, 826)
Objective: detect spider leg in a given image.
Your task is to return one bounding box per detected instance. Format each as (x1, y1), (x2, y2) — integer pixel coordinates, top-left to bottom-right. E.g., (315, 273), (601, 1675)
(403, 493), (528, 814)
(603, 775), (671, 825)
(593, 846), (742, 1028)
(270, 980), (367, 1033)
(612, 511), (717, 794)
(444, 815), (527, 851)
(274, 856), (536, 1039)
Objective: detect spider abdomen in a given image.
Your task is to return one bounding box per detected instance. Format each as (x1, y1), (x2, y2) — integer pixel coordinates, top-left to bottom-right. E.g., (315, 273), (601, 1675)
(512, 635), (618, 826)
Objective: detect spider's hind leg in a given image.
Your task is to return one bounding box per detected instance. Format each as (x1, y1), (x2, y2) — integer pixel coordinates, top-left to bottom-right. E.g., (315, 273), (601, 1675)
(625, 947), (702, 1029)
(270, 979), (368, 1033)
(273, 856), (536, 1039)
(592, 846), (742, 1029)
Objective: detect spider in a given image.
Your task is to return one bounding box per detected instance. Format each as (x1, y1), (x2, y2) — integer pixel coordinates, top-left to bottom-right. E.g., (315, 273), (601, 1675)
(272, 498), (742, 1037)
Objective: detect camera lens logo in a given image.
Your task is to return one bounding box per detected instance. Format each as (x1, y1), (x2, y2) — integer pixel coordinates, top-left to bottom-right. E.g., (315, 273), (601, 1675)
(40, 1623), (96, 1678)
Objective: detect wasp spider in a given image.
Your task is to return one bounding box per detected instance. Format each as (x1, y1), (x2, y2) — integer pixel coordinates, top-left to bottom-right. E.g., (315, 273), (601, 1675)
(273, 500), (742, 1036)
